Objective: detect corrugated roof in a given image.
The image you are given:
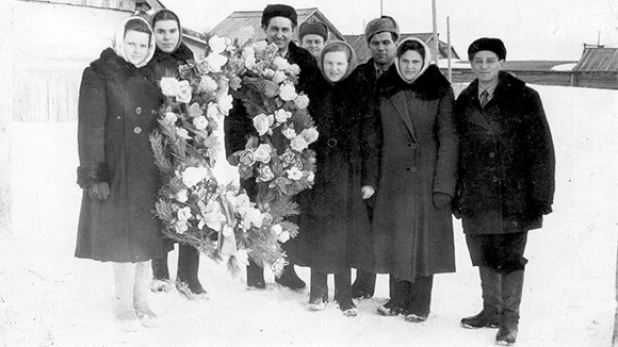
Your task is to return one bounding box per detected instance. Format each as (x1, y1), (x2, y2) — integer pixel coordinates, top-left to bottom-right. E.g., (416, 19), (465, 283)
(345, 33), (460, 63)
(573, 48), (618, 72)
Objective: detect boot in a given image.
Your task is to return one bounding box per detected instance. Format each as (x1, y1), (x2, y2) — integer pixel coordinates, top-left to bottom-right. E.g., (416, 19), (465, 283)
(176, 244), (208, 300)
(461, 266), (503, 329)
(308, 269), (328, 311)
(150, 253), (174, 293)
(334, 269), (357, 317)
(275, 263), (306, 290)
(133, 261), (160, 328)
(496, 270), (524, 345)
(112, 262), (141, 332)
(246, 259), (265, 289)
(405, 275), (433, 323)
(351, 269), (376, 299)
(377, 276), (409, 316)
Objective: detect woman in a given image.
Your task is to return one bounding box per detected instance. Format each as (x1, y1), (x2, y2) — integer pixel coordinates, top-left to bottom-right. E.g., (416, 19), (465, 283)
(75, 16), (165, 331)
(147, 9), (207, 300)
(371, 38), (458, 322)
(289, 41), (380, 316)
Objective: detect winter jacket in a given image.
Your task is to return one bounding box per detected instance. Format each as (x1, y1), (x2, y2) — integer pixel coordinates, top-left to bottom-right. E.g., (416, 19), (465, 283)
(372, 64), (458, 282)
(75, 48), (170, 262)
(454, 71), (555, 234)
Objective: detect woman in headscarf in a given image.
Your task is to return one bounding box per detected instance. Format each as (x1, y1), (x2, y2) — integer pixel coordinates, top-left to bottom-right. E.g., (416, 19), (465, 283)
(147, 9), (207, 301)
(75, 16), (165, 331)
(288, 41), (380, 317)
(371, 38), (458, 322)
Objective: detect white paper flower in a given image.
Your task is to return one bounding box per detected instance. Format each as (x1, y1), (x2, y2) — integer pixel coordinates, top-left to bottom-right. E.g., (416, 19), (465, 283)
(253, 113), (274, 136)
(290, 135), (309, 152)
(253, 40), (268, 52)
(242, 46), (255, 59)
(177, 206), (193, 222)
(182, 166), (208, 187)
(294, 94), (310, 109)
(301, 127), (319, 144)
(176, 189), (188, 203)
(275, 109), (292, 123)
(263, 68), (275, 79)
(286, 167), (303, 180)
(193, 116), (209, 130)
(208, 35), (227, 54)
(282, 127), (296, 139)
(234, 193), (251, 214)
(242, 207), (264, 229)
(175, 221), (188, 234)
(288, 64), (301, 76)
(254, 144), (273, 163)
(176, 127), (191, 140)
(205, 52), (228, 73)
(177, 80), (192, 103)
(217, 94), (234, 116)
(272, 70), (287, 84)
(278, 230), (290, 243)
(279, 82), (297, 101)
(307, 171), (315, 183)
(235, 249), (249, 265)
(271, 224), (282, 236)
(244, 55), (257, 69)
(160, 77), (180, 97)
(199, 75), (218, 93)
(222, 225), (233, 237)
(164, 112), (178, 124)
(273, 56), (291, 71)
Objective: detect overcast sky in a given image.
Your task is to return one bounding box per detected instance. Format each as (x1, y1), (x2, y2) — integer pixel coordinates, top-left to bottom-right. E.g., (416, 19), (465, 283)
(167, 0), (618, 61)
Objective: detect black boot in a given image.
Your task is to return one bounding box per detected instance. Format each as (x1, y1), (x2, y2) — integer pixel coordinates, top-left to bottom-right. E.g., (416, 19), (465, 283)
(496, 270), (524, 345)
(405, 275), (433, 322)
(275, 263), (306, 290)
(150, 253), (173, 293)
(377, 276), (410, 316)
(461, 266), (503, 329)
(334, 269), (357, 317)
(308, 269), (328, 311)
(176, 244), (207, 300)
(246, 259), (266, 289)
(351, 269), (376, 299)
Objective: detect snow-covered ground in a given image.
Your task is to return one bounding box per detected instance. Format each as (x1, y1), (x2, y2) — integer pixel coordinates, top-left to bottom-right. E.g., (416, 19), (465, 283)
(1, 84), (617, 347)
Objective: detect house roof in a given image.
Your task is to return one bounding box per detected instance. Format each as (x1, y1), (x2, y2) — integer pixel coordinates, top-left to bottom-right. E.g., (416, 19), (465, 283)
(573, 48), (618, 72)
(345, 33), (460, 63)
(210, 8), (346, 42)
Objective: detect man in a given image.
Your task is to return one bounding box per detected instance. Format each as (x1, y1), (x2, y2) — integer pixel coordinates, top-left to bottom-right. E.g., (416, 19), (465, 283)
(348, 15), (399, 300)
(454, 38), (555, 345)
(224, 4), (320, 290)
(298, 21), (328, 60)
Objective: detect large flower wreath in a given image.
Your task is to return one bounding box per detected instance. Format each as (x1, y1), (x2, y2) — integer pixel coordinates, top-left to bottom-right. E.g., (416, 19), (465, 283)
(150, 31), (318, 275)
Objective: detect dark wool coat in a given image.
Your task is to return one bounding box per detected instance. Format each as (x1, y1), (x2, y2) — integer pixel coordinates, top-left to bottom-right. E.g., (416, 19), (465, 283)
(372, 65), (458, 282)
(75, 48), (170, 263)
(454, 72), (555, 234)
(151, 42), (195, 77)
(287, 71), (380, 273)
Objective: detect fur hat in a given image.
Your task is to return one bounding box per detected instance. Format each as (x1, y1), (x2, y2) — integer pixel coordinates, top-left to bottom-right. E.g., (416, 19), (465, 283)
(364, 15), (400, 43)
(467, 37), (507, 61)
(261, 4), (298, 28)
(299, 21), (328, 41)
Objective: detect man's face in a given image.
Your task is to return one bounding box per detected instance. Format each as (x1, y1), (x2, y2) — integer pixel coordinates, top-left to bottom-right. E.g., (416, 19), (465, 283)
(369, 32), (396, 65)
(263, 17), (294, 52)
(301, 34), (325, 59)
(471, 51), (503, 85)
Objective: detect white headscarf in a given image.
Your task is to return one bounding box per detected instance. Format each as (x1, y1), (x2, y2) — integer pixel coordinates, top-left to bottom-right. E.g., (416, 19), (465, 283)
(112, 16), (156, 68)
(394, 37), (432, 84)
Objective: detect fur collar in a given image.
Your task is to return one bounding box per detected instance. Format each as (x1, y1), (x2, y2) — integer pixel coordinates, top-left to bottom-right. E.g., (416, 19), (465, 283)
(460, 71), (526, 104)
(378, 64), (451, 100)
(90, 48), (158, 84)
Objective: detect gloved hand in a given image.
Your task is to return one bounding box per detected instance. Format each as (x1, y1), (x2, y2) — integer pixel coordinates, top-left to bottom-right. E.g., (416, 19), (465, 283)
(433, 192), (452, 209)
(88, 182), (110, 200)
(361, 185), (375, 199)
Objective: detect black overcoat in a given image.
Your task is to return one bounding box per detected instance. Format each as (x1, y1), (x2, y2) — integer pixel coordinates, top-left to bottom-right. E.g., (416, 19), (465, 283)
(287, 71), (380, 273)
(372, 65), (458, 282)
(454, 72), (555, 234)
(75, 48), (169, 262)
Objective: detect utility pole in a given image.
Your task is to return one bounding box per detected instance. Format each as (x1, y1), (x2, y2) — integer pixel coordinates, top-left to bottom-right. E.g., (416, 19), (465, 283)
(447, 16), (452, 82)
(431, 0), (439, 64)
(380, 0), (383, 16)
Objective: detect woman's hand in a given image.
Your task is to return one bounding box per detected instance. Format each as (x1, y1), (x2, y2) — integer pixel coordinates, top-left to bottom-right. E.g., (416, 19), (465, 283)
(88, 182), (110, 200)
(361, 185), (375, 199)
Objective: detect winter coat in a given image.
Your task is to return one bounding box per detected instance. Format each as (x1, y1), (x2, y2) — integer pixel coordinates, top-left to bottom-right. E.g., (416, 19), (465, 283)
(75, 48), (170, 262)
(287, 68), (380, 273)
(454, 72), (555, 234)
(372, 64), (458, 282)
(151, 42), (195, 77)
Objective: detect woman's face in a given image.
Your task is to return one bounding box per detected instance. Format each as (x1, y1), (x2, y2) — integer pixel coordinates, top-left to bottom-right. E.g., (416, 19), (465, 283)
(153, 19), (180, 53)
(323, 51), (349, 82)
(399, 49), (424, 81)
(123, 30), (150, 66)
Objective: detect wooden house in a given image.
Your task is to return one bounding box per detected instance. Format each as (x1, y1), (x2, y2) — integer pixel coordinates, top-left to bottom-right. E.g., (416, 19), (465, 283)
(572, 47), (618, 89)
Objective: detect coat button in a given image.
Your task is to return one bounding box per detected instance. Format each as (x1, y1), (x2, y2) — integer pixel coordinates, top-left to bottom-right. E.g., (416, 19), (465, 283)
(327, 138), (338, 148)
(410, 167), (417, 173)
(512, 221), (518, 227)
(492, 176), (498, 182)
(151, 109), (158, 115)
(489, 152), (496, 158)
(134, 126), (142, 134)
(135, 107), (142, 115)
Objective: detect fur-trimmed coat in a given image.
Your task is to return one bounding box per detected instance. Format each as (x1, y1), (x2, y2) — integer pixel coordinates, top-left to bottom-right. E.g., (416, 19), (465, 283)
(286, 71), (380, 273)
(372, 64), (458, 282)
(75, 48), (169, 262)
(454, 72), (555, 234)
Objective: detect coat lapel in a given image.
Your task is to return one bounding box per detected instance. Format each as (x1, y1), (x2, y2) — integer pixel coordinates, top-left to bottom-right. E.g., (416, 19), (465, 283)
(388, 91), (417, 141)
